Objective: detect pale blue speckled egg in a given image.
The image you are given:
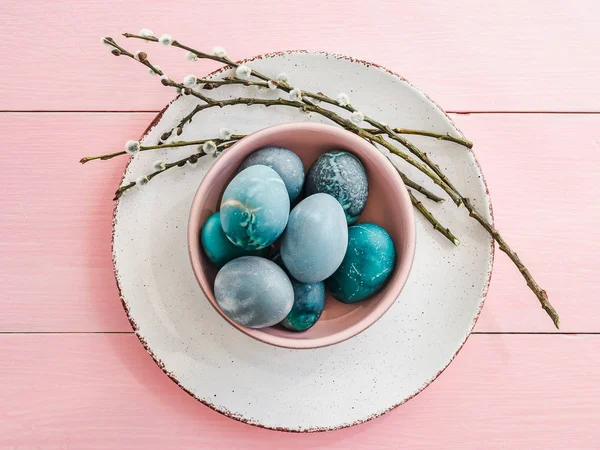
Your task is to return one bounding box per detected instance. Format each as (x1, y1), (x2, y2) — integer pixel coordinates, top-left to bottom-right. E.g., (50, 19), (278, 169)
(214, 256), (294, 328)
(305, 151), (368, 224)
(280, 193), (348, 283)
(238, 147), (305, 201)
(220, 165), (290, 250)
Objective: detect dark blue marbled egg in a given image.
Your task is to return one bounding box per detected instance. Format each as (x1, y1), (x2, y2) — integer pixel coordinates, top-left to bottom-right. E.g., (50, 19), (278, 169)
(280, 279), (326, 331)
(238, 147), (305, 201)
(305, 151), (368, 224)
(220, 165), (290, 250)
(214, 256), (294, 328)
(326, 223), (396, 303)
(201, 212), (267, 267)
(280, 193), (348, 283)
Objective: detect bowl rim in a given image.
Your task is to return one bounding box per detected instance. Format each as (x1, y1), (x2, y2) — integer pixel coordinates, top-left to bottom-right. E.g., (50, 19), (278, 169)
(188, 122), (416, 349)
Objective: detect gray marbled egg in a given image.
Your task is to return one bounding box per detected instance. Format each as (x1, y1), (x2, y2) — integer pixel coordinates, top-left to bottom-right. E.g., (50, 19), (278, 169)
(214, 256), (294, 328)
(305, 151), (368, 224)
(238, 147), (305, 201)
(280, 193), (348, 283)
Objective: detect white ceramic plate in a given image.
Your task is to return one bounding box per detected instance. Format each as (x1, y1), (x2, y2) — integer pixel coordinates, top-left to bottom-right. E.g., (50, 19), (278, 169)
(113, 51), (493, 432)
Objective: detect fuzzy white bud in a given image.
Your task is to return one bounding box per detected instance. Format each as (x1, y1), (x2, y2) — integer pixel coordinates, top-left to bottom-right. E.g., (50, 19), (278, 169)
(159, 34), (173, 46)
(289, 88), (302, 102)
(139, 28), (154, 38)
(153, 160), (167, 171)
(350, 110), (365, 125)
(336, 93), (350, 106)
(267, 80), (278, 90)
(218, 128), (233, 140)
(235, 65), (251, 80)
(134, 50), (144, 61)
(125, 140), (140, 154)
(183, 75), (197, 88)
(212, 46), (227, 58)
(148, 65), (161, 76)
(186, 51), (198, 61)
(136, 176), (150, 186)
(159, 74), (169, 83)
(276, 73), (289, 83)
(202, 141), (218, 156)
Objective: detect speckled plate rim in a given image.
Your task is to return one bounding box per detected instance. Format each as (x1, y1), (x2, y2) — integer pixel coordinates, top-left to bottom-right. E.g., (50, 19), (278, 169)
(111, 50), (495, 432)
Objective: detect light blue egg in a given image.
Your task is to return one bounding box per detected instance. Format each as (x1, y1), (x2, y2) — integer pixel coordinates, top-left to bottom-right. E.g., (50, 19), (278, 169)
(305, 151), (368, 224)
(326, 223), (396, 303)
(214, 256), (294, 328)
(238, 147), (305, 201)
(200, 212), (267, 268)
(280, 193), (348, 283)
(220, 165), (290, 250)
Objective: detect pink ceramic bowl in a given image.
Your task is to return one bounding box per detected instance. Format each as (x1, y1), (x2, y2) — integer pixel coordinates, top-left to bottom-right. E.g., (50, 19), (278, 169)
(188, 123), (416, 349)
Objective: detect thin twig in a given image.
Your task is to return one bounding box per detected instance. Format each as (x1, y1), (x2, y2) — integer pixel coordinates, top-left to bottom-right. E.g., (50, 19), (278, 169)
(397, 170), (444, 203)
(461, 197), (560, 328)
(408, 189), (459, 246)
(80, 135), (245, 163)
(113, 141), (235, 200)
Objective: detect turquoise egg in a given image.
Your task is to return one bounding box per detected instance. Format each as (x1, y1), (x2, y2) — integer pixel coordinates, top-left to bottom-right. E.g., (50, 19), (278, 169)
(200, 212), (267, 267)
(281, 193), (348, 283)
(305, 151), (368, 224)
(220, 165), (290, 250)
(238, 147), (305, 201)
(214, 256), (294, 328)
(326, 223), (396, 303)
(280, 279), (326, 332)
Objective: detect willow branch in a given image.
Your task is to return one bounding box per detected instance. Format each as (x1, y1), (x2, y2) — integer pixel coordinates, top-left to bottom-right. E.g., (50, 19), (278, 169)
(461, 197), (560, 328)
(185, 77), (473, 149)
(109, 35), (558, 327)
(408, 189), (459, 246)
(80, 135), (245, 163)
(113, 141), (235, 200)
(397, 170), (444, 203)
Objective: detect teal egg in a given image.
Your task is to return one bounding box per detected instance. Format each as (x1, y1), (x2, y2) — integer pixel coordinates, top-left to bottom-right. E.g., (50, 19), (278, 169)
(220, 165), (290, 250)
(281, 279), (326, 331)
(200, 212), (266, 267)
(326, 223), (396, 303)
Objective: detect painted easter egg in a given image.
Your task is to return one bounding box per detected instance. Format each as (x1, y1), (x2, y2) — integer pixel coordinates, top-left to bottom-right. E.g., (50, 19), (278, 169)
(238, 146), (305, 201)
(326, 223), (396, 303)
(280, 279), (326, 332)
(214, 256), (294, 328)
(200, 212), (267, 267)
(280, 193), (348, 283)
(220, 165), (290, 250)
(305, 151), (368, 224)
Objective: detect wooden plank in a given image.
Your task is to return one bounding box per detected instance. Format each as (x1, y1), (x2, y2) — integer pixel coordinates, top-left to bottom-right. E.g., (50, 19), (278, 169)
(0, 113), (598, 332)
(0, 334), (597, 449)
(2, 0), (600, 112)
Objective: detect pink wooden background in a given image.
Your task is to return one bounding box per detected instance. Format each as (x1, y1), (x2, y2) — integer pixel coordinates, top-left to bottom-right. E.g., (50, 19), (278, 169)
(2, 0), (599, 448)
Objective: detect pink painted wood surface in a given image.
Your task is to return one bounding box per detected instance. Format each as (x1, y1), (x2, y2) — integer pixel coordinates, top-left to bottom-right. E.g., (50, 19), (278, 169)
(2, 0), (600, 112)
(0, 334), (597, 449)
(1, 113), (597, 333)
